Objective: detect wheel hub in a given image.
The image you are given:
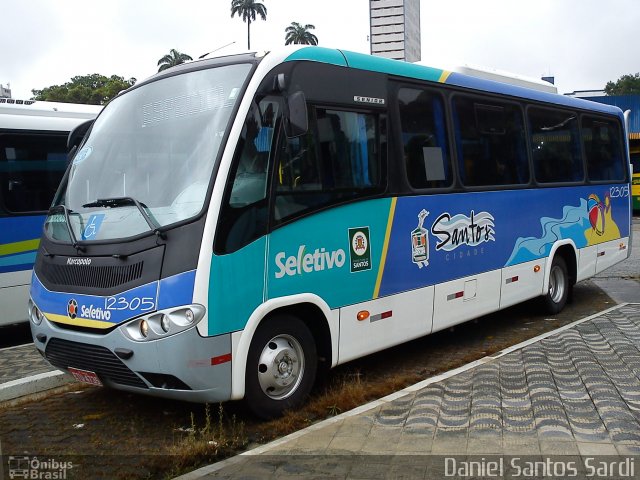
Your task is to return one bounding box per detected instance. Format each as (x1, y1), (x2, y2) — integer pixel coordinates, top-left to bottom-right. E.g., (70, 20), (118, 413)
(257, 334), (305, 400)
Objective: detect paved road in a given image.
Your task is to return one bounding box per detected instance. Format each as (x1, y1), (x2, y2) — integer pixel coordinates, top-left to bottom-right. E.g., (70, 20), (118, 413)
(592, 215), (640, 304)
(180, 303), (640, 480)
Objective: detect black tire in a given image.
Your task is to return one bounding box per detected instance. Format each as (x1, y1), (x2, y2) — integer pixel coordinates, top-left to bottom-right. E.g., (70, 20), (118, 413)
(244, 315), (317, 419)
(541, 256), (570, 315)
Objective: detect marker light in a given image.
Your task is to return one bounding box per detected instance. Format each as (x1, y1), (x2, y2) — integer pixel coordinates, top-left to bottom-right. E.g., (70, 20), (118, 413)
(357, 311), (370, 321)
(534, 265), (541, 273)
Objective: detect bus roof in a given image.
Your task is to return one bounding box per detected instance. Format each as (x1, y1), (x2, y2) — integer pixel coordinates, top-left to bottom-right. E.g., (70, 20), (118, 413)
(0, 100), (102, 131)
(279, 46), (623, 119)
(0, 99), (102, 117)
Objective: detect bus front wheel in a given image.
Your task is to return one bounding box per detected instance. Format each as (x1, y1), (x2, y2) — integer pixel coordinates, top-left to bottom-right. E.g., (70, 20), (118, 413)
(244, 315), (317, 419)
(542, 256), (569, 315)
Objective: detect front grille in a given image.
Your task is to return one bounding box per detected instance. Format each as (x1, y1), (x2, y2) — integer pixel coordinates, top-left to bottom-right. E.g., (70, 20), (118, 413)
(45, 338), (148, 389)
(41, 261), (144, 289)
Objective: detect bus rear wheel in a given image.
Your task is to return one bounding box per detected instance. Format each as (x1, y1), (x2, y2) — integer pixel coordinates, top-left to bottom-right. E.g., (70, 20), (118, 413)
(542, 256), (569, 315)
(244, 315), (317, 419)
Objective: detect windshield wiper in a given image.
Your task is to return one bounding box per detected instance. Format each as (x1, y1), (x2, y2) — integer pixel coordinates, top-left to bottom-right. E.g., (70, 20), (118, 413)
(49, 204), (84, 252)
(82, 197), (166, 239)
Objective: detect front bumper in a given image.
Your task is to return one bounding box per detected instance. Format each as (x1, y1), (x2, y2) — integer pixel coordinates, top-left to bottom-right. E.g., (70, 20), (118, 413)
(30, 309), (233, 403)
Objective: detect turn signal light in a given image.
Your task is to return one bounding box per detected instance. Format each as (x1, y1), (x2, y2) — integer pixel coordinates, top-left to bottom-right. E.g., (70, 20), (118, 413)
(534, 265), (541, 273)
(357, 311), (370, 321)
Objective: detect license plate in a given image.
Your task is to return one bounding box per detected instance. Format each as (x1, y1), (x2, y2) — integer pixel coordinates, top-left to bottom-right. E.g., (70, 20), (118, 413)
(68, 367), (103, 386)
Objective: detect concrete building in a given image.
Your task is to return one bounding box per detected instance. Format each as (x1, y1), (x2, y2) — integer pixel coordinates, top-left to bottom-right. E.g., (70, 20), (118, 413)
(369, 0), (421, 62)
(0, 84), (11, 99)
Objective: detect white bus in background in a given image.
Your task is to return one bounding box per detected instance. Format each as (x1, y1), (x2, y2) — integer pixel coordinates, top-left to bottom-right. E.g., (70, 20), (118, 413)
(0, 99), (101, 326)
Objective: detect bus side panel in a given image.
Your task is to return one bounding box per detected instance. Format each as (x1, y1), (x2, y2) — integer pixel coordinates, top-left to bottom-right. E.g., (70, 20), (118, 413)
(0, 284), (29, 326)
(0, 215), (44, 274)
(500, 259), (547, 309)
(432, 270), (501, 333)
(596, 238), (630, 274)
(267, 198), (393, 310)
(262, 184), (630, 365)
(267, 185), (629, 311)
(208, 237), (267, 337)
(0, 215), (44, 325)
(577, 245), (598, 282)
(338, 286), (434, 364)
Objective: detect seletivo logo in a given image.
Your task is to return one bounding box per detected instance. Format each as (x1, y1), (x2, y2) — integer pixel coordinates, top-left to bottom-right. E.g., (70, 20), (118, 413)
(275, 245), (346, 278)
(67, 298), (111, 321)
(80, 304), (112, 321)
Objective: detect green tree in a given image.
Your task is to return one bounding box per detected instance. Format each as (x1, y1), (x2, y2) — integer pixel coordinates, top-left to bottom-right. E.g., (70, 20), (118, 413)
(284, 22), (318, 46)
(605, 73), (640, 95)
(231, 0), (267, 50)
(31, 74), (136, 105)
(157, 49), (193, 72)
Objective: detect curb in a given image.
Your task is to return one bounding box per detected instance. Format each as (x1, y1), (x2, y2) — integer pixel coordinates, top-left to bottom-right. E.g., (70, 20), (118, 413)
(0, 370), (73, 403)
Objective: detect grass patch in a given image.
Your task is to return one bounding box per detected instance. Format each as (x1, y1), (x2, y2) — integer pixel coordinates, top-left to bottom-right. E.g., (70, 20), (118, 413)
(160, 403), (247, 478)
(253, 369), (422, 441)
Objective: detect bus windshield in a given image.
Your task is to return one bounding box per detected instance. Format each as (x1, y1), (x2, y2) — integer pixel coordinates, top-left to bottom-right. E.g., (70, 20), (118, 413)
(45, 62), (253, 243)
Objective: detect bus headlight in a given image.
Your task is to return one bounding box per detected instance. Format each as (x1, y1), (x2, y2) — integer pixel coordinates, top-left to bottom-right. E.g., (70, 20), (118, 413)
(140, 319), (149, 338)
(123, 304), (205, 342)
(160, 315), (170, 333)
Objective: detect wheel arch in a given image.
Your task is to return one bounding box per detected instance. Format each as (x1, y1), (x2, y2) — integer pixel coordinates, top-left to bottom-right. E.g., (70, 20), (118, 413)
(230, 293), (337, 400)
(543, 240), (578, 294)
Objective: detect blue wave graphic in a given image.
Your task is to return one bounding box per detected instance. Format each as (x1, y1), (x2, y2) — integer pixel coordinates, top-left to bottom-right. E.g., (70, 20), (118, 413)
(505, 199), (589, 266)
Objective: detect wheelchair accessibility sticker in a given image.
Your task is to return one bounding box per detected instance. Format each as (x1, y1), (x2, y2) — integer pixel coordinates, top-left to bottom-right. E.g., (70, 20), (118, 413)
(82, 214), (105, 240)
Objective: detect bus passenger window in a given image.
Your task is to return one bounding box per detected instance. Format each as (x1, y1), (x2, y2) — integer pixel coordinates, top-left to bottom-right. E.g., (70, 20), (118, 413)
(274, 108), (382, 224)
(398, 88), (452, 189)
(0, 133), (68, 213)
(452, 96), (529, 187)
(582, 116), (624, 182)
(528, 108), (582, 183)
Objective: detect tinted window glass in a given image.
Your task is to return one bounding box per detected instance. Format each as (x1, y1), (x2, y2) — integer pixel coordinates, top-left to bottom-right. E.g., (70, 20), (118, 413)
(452, 96), (529, 187)
(529, 108), (583, 183)
(398, 88), (452, 189)
(275, 108), (382, 223)
(0, 132), (67, 213)
(215, 99), (280, 254)
(582, 116), (625, 182)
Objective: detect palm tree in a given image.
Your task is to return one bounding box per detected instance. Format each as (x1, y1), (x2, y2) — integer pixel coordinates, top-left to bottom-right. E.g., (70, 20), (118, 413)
(284, 22), (318, 46)
(157, 49), (193, 72)
(230, 0), (267, 50)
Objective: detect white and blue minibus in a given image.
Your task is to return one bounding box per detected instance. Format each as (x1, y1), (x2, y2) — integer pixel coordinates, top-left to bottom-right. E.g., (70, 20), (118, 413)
(0, 99), (100, 327)
(28, 47), (632, 418)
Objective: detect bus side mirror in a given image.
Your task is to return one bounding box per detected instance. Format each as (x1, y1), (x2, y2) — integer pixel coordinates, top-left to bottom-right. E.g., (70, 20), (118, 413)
(67, 119), (94, 152)
(284, 91), (308, 138)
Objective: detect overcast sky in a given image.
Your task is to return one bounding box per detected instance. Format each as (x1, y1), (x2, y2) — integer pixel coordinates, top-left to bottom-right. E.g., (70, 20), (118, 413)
(2, 0), (639, 100)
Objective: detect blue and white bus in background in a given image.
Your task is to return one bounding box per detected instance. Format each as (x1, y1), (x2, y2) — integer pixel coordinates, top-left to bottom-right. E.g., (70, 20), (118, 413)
(28, 47), (632, 418)
(0, 99), (101, 327)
